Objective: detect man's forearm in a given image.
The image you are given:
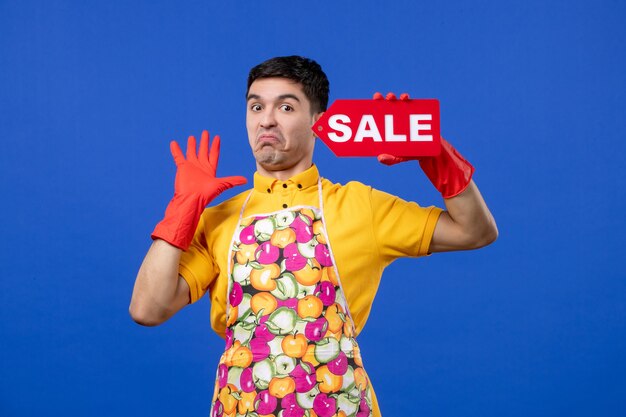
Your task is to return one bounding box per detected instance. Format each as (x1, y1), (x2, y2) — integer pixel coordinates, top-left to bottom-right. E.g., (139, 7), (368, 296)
(430, 180), (498, 252)
(129, 239), (189, 326)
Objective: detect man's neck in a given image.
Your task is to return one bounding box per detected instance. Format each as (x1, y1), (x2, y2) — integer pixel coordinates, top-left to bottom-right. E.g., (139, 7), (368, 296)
(255, 160), (314, 181)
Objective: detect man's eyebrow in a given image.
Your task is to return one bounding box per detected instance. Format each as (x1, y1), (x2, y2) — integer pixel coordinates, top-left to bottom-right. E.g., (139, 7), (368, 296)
(246, 93), (301, 102)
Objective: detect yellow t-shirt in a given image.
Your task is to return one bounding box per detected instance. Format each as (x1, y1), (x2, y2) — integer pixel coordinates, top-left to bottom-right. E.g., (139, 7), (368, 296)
(179, 164), (442, 338)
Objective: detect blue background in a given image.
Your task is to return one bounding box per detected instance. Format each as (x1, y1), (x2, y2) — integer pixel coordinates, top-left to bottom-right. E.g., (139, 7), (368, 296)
(1, 1), (625, 416)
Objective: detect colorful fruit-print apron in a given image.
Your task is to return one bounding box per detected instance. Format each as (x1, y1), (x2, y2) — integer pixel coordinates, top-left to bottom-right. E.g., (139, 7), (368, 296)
(209, 179), (374, 417)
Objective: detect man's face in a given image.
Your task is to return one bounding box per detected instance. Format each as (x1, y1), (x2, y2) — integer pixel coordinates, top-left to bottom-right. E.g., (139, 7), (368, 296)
(246, 77), (322, 175)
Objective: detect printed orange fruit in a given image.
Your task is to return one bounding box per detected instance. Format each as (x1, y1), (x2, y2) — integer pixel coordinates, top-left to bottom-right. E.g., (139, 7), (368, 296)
(236, 243), (259, 264)
(218, 384), (239, 415)
(354, 367), (368, 390)
(294, 258), (322, 286)
(268, 376), (296, 398)
(321, 266), (338, 286)
(281, 333), (308, 358)
(270, 228), (297, 248)
(324, 303), (346, 333)
(237, 390), (256, 414)
(303, 343), (320, 367)
(231, 345), (253, 368)
(250, 263), (280, 291)
(250, 292), (278, 315)
(226, 306), (239, 327)
(312, 220), (327, 244)
(297, 295), (324, 319)
(316, 365), (343, 393)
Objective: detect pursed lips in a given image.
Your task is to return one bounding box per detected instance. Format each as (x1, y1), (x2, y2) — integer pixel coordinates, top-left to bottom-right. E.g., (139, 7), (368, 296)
(257, 133), (282, 146)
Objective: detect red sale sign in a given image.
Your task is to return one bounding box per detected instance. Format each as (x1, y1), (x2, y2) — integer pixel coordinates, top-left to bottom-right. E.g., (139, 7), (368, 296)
(312, 99), (441, 157)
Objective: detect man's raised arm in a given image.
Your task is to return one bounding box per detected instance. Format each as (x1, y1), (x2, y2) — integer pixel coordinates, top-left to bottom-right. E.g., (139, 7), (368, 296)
(129, 131), (247, 326)
(375, 92), (498, 253)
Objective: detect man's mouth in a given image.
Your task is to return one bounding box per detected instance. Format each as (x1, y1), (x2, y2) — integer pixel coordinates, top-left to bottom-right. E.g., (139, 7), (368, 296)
(257, 133), (281, 146)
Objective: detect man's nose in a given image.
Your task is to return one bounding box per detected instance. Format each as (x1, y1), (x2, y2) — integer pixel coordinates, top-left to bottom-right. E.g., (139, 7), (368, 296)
(260, 109), (277, 128)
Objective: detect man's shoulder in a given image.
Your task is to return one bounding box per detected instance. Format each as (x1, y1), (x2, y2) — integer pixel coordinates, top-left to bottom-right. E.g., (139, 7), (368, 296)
(202, 187), (252, 219)
(321, 176), (373, 193)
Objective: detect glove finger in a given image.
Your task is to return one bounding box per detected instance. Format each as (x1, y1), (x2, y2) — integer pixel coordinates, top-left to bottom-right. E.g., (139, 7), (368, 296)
(198, 130), (209, 163)
(399, 93), (410, 101)
(377, 153), (409, 166)
(170, 141), (185, 166)
(220, 175), (248, 187)
(385, 92), (397, 101)
(373, 92), (384, 100)
(186, 135), (198, 162)
(209, 134), (221, 173)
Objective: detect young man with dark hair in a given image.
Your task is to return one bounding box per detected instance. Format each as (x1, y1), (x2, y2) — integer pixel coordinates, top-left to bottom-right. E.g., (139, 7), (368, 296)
(130, 55), (497, 417)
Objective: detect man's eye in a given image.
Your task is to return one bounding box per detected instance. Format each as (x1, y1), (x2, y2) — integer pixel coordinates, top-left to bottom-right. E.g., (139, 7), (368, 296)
(280, 104), (293, 112)
(250, 104), (262, 111)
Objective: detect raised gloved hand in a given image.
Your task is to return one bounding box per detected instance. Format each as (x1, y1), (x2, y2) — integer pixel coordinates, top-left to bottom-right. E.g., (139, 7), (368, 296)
(151, 130), (247, 250)
(374, 92), (475, 198)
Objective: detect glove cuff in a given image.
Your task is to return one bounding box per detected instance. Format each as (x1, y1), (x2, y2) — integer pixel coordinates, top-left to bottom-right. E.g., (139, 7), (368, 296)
(151, 193), (208, 250)
(419, 138), (475, 199)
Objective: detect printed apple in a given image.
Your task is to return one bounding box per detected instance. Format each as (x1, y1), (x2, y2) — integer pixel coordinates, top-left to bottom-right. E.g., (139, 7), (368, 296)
(291, 216), (314, 243)
(218, 363), (228, 389)
(252, 359), (276, 390)
(313, 392), (337, 417)
(295, 385), (320, 409)
(293, 258), (322, 286)
(340, 365), (355, 392)
(278, 297), (299, 310)
(210, 399), (223, 417)
(270, 227), (297, 248)
(232, 320), (255, 344)
(235, 243), (259, 265)
(283, 243), (307, 271)
(270, 272), (299, 300)
(229, 282), (243, 307)
(315, 281), (336, 307)
(239, 368), (255, 393)
(280, 392), (305, 417)
(339, 336), (354, 356)
(357, 397), (371, 417)
(290, 361), (317, 393)
(314, 243), (333, 267)
(232, 263), (253, 284)
(274, 353), (297, 375)
(275, 211), (296, 229)
(239, 224), (257, 245)
(267, 335), (284, 353)
(254, 389), (278, 415)
(266, 307), (297, 335)
(250, 263), (280, 291)
(237, 293), (252, 319)
(336, 392), (360, 416)
(250, 337), (271, 362)
(314, 337), (340, 364)
(305, 317), (329, 342)
(297, 238), (317, 259)
(269, 375), (296, 399)
(282, 333), (308, 358)
(255, 241), (280, 264)
(254, 316), (276, 341)
(254, 217), (276, 241)
(327, 351), (348, 376)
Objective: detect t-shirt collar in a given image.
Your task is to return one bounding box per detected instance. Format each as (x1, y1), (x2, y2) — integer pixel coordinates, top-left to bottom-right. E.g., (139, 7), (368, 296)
(253, 164), (320, 193)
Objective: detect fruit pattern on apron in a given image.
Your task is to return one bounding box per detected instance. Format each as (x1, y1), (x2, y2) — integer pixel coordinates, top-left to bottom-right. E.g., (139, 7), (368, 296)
(209, 180), (374, 417)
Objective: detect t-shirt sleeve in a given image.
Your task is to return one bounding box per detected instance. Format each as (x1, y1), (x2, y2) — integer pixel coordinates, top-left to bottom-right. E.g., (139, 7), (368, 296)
(178, 212), (219, 303)
(370, 187), (443, 263)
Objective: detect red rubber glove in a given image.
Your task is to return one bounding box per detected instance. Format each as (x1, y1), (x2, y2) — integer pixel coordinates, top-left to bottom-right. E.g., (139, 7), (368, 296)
(374, 92), (475, 198)
(151, 130), (247, 250)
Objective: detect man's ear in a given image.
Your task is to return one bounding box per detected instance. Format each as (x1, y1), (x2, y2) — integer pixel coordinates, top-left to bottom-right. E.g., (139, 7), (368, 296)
(313, 111), (324, 124)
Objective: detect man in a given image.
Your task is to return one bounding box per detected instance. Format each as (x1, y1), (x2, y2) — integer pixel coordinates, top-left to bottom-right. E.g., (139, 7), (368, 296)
(130, 56), (497, 417)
